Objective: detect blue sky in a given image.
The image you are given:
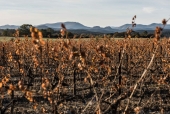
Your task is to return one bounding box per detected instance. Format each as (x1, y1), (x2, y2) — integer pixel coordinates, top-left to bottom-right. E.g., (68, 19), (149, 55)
(0, 0), (170, 27)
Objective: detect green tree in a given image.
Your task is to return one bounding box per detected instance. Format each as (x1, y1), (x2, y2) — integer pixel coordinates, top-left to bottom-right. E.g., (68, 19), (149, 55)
(141, 31), (148, 38)
(2, 29), (8, 36)
(135, 33), (140, 38)
(18, 24), (32, 36)
(67, 31), (74, 38)
(46, 28), (55, 38)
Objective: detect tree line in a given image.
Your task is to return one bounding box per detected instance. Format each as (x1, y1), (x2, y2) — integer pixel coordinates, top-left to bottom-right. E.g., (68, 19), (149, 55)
(0, 24), (165, 38)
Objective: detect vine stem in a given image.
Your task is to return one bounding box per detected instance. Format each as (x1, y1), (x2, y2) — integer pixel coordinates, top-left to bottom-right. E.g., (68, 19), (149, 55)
(123, 44), (158, 114)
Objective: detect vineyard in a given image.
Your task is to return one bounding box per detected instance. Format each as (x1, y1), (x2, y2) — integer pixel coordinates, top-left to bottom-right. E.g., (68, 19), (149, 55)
(0, 36), (170, 114)
(0, 15), (170, 114)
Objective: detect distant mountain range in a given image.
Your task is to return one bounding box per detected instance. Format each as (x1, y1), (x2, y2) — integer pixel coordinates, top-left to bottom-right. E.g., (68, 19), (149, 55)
(0, 22), (170, 33)
(0, 25), (19, 29)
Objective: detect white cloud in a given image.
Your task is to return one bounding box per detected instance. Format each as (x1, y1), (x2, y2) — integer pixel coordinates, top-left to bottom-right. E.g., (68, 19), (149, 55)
(143, 7), (155, 13)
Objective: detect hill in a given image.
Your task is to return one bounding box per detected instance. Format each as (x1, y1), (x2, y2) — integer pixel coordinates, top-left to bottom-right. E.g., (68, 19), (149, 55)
(1, 22), (170, 34)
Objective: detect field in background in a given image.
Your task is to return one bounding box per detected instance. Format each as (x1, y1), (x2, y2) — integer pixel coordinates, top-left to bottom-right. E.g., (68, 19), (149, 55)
(0, 37), (58, 41)
(0, 36), (151, 42)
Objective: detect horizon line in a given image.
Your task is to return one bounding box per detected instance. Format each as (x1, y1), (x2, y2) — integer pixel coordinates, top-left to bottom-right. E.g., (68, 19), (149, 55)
(0, 22), (165, 28)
